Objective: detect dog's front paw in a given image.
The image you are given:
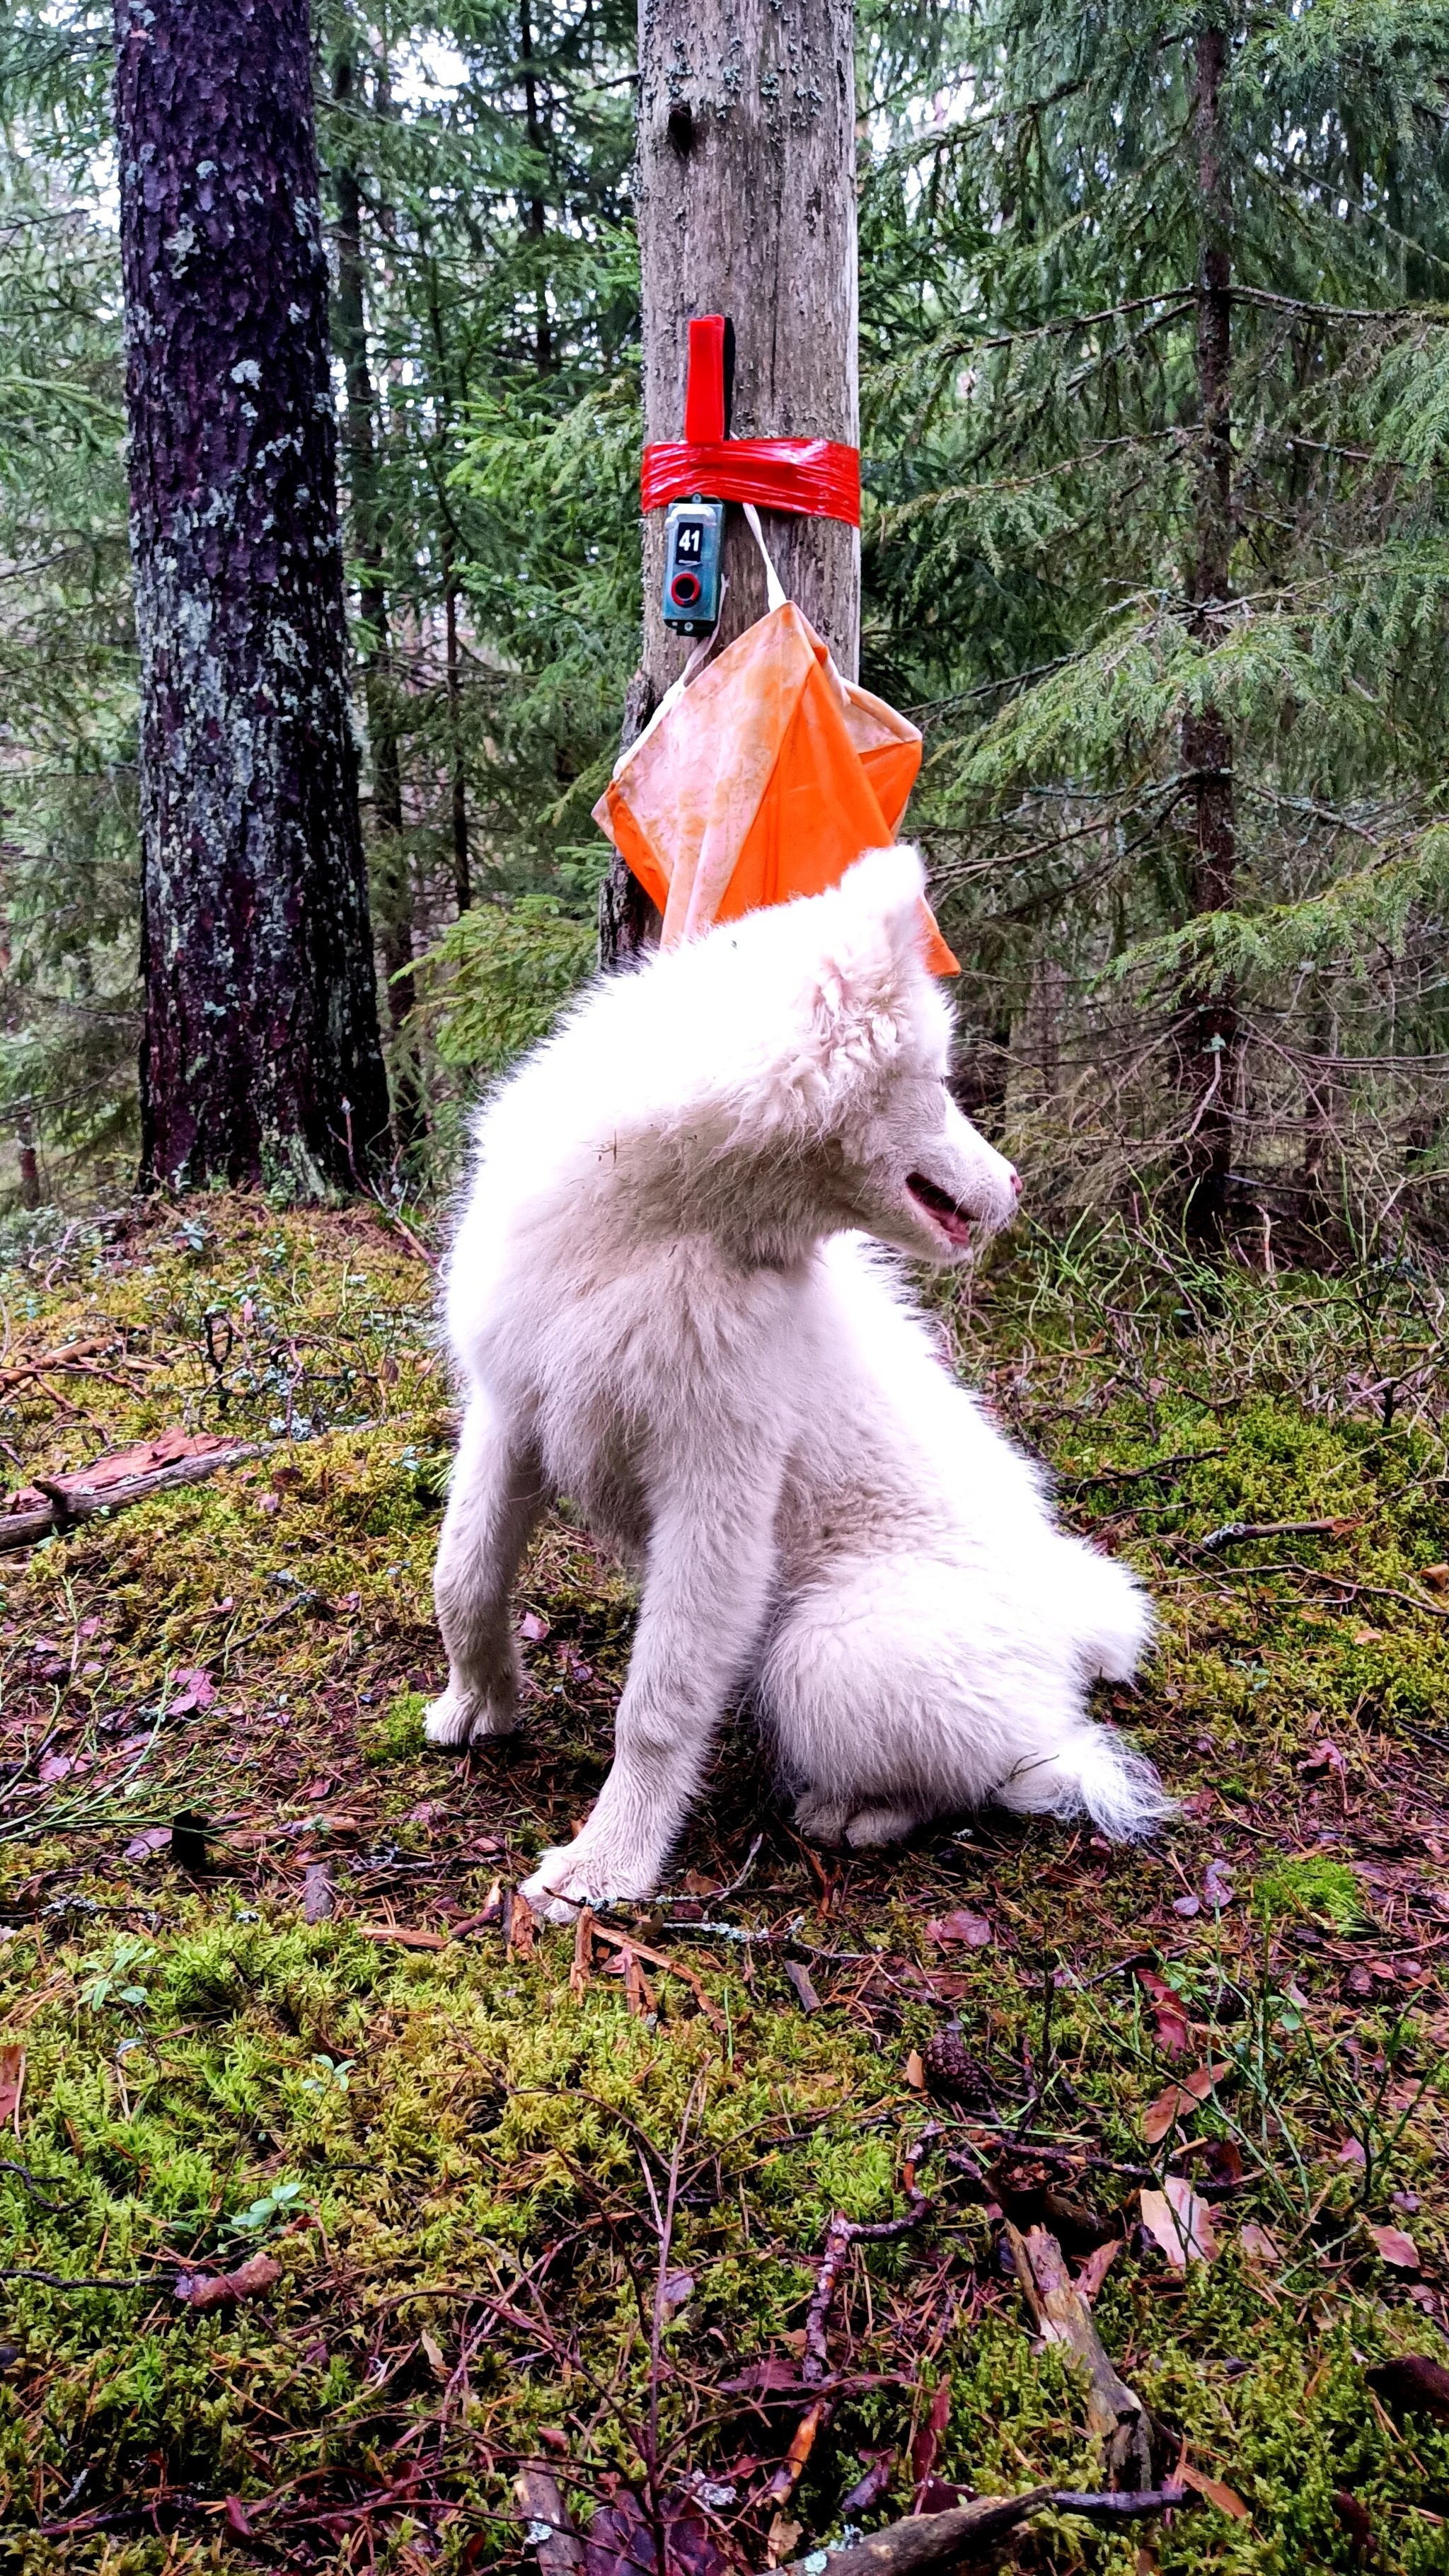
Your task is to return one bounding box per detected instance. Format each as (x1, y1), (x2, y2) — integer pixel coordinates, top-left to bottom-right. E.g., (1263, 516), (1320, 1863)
(422, 1679), (518, 1749)
(519, 1841), (659, 1924)
(792, 1788), (849, 1847)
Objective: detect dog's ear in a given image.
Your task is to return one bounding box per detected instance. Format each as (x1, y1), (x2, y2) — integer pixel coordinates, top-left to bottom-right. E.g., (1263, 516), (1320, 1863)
(812, 844), (933, 1025)
(835, 846), (930, 971)
(786, 844), (942, 1114)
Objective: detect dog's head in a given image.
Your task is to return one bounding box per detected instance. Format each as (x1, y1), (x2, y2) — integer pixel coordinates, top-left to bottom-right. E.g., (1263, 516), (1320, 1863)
(518, 845), (1020, 1266)
(776, 846), (1020, 1263)
(644, 846), (1018, 1262)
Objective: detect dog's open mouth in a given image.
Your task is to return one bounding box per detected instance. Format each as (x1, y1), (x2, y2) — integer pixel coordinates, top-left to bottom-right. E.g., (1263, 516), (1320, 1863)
(906, 1172), (974, 1246)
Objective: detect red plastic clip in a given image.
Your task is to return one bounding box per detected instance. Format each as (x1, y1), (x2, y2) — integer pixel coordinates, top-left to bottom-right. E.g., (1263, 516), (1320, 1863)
(683, 315), (730, 444)
(642, 314), (861, 528)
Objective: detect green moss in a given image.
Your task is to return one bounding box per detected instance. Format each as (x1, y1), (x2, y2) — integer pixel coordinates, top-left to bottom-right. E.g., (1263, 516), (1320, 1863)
(1, 1204), (1447, 2567)
(362, 1686), (430, 1764)
(1254, 1855), (1363, 1930)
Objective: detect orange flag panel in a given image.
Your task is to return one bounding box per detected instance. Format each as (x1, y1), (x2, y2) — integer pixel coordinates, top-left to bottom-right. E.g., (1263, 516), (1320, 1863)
(595, 600), (957, 973)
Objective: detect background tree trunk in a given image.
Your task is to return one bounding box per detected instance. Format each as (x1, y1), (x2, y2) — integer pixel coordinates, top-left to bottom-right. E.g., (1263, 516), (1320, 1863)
(332, 52), (425, 1152)
(1180, 21), (1237, 1248)
(16, 1103), (40, 1213)
(115, 0), (390, 1196)
(599, 0), (860, 963)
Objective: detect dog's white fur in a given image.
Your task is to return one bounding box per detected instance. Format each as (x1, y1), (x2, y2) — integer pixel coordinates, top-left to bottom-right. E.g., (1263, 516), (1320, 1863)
(426, 847), (1167, 1919)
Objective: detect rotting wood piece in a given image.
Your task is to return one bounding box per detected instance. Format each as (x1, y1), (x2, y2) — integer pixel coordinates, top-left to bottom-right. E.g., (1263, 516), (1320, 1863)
(1003, 2220), (1154, 2489)
(515, 2468), (584, 2576)
(0, 1430), (260, 1551)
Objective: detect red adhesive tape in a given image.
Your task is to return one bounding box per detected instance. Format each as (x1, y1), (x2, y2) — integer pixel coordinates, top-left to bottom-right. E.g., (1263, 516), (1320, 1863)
(641, 437), (861, 526)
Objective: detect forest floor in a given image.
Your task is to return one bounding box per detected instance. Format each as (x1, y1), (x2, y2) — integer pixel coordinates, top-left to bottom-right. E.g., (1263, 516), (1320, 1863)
(1, 1192), (1448, 2575)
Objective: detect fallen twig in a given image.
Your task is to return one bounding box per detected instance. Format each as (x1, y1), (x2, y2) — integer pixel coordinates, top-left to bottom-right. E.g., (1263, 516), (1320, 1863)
(804, 2192), (932, 2385)
(774, 2483), (1186, 2574)
(1061, 1447), (1228, 1495)
(1177, 1556), (1449, 1620)
(583, 1920), (726, 2032)
(0, 1433), (260, 1551)
(1, 2265), (158, 2289)
(0, 2158), (79, 2211)
(1190, 1517), (1358, 1554)
(366, 1204), (439, 1272)
(1003, 2220), (1153, 2488)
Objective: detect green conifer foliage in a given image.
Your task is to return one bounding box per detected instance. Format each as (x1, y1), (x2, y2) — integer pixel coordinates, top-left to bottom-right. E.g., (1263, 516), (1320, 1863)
(858, 0), (1449, 1245)
(0, 96), (137, 1196)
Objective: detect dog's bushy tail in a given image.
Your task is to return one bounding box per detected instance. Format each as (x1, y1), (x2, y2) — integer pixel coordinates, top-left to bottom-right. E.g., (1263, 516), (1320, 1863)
(1001, 1726), (1174, 1841)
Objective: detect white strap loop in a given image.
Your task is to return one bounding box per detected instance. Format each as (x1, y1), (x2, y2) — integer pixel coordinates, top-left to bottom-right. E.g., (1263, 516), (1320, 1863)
(743, 502), (788, 611)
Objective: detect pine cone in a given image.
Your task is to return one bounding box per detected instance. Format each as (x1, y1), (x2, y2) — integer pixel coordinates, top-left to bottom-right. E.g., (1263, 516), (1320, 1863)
(923, 2028), (993, 2108)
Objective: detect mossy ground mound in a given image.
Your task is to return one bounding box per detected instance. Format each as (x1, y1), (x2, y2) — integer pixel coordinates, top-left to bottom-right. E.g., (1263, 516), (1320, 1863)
(2, 1197), (1448, 2572)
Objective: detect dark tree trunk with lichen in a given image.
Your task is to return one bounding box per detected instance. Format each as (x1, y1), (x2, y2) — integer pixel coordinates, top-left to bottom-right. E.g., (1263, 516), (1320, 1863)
(1180, 21), (1238, 1248)
(599, 0), (860, 965)
(115, 0), (390, 1195)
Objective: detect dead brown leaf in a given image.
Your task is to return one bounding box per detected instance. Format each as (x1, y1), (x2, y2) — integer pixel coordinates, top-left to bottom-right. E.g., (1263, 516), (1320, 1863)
(174, 2251), (282, 2312)
(1178, 2463), (1249, 2520)
(910, 2375), (952, 2493)
(0, 2043), (24, 2137)
(1141, 2062), (1230, 2146)
(1073, 2238), (1120, 2303)
(1239, 2222), (1282, 2269)
(1141, 2180), (1218, 2269)
(926, 1909), (993, 1948)
(1137, 1967), (1190, 2057)
(766, 2398), (828, 2504)
(1366, 2221), (1419, 2272)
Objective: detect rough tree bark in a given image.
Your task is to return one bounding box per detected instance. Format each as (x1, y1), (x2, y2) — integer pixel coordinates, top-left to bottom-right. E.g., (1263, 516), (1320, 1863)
(599, 0), (860, 963)
(115, 0), (391, 1195)
(1180, 21), (1238, 1248)
(332, 52), (425, 1149)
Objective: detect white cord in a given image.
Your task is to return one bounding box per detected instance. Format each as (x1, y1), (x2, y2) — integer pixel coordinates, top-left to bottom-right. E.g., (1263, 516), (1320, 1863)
(742, 502), (788, 611)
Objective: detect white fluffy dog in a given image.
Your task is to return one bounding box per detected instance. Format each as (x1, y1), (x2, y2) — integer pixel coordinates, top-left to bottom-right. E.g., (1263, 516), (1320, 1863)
(425, 846), (1166, 1919)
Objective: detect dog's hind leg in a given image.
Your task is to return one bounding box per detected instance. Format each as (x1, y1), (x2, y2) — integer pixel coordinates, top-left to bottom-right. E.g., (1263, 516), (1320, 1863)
(425, 1394), (546, 1748)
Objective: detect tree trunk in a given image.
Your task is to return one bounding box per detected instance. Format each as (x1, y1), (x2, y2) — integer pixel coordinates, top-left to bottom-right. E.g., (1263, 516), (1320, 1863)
(332, 54), (425, 1151)
(444, 570), (471, 916)
(115, 0), (390, 1197)
(599, 0), (860, 964)
(16, 1101), (40, 1213)
(1180, 21), (1237, 1248)
(520, 0), (553, 372)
